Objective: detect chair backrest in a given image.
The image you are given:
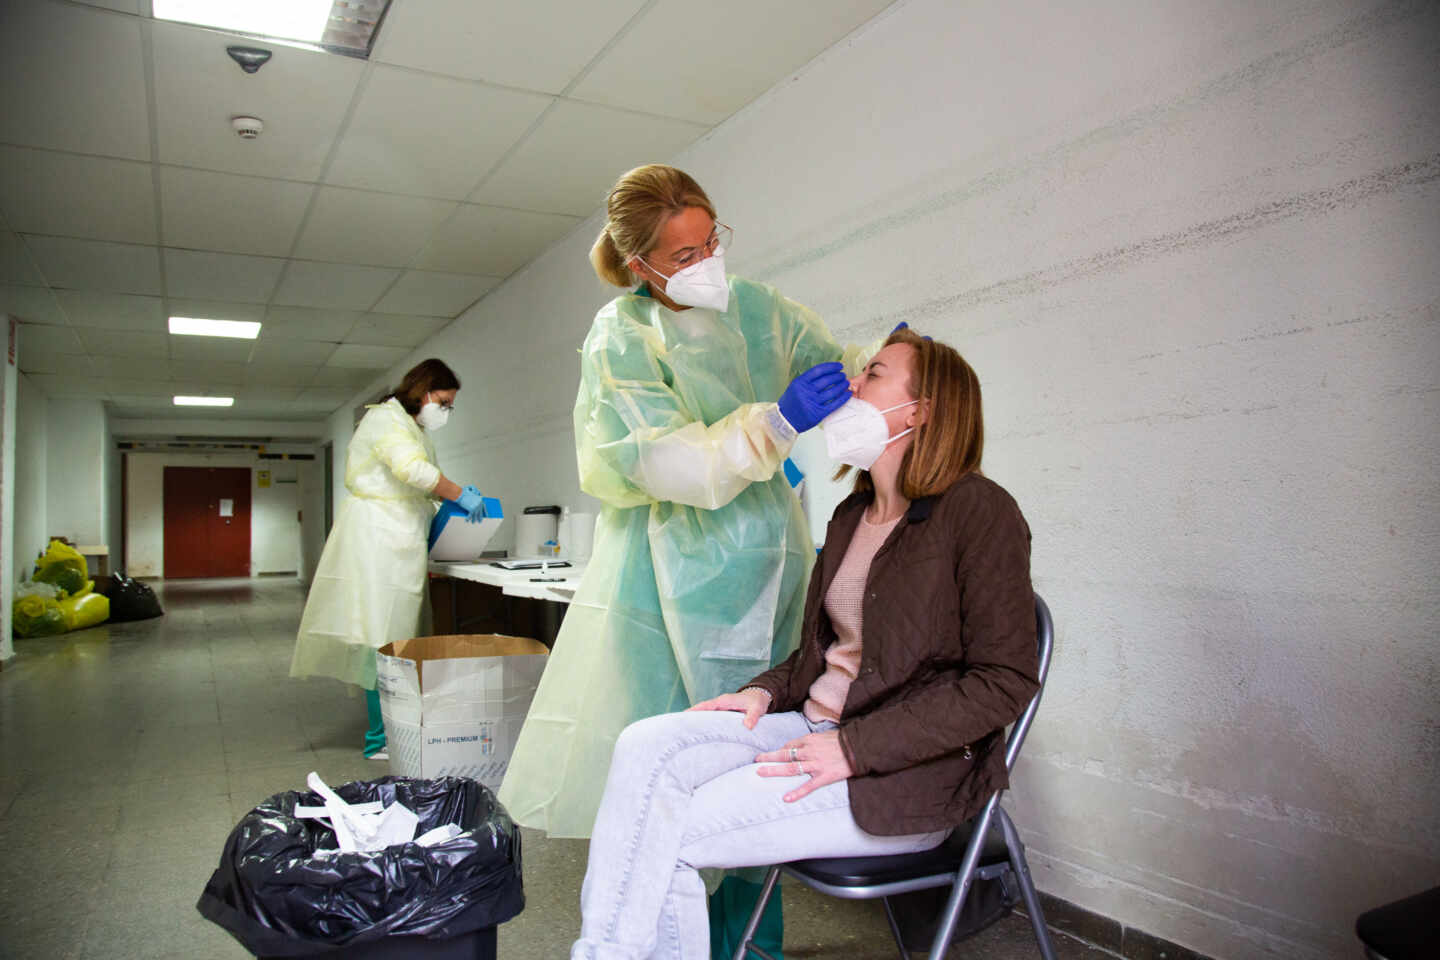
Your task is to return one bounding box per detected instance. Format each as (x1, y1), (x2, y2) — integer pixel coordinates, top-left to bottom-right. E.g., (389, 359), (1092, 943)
(1002, 593), (1054, 774)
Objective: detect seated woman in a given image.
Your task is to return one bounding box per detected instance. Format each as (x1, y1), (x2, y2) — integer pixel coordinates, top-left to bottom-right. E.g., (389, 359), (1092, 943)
(570, 329), (1040, 960)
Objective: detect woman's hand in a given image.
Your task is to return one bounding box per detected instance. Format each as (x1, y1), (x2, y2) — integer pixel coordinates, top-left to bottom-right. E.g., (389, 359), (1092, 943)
(755, 729), (854, 802)
(688, 689), (770, 729)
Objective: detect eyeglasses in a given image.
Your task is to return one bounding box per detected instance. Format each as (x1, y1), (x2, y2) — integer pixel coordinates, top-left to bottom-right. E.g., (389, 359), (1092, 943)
(669, 223), (733, 269)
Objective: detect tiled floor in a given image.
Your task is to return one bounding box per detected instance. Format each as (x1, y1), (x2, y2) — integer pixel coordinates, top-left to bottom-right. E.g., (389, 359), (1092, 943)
(0, 578), (1107, 959)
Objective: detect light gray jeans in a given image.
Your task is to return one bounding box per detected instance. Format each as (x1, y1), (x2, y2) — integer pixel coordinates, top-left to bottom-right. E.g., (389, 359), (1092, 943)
(570, 709), (947, 960)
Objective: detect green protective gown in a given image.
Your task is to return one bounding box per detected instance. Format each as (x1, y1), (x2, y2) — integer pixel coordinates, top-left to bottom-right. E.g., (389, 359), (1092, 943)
(497, 276), (865, 838)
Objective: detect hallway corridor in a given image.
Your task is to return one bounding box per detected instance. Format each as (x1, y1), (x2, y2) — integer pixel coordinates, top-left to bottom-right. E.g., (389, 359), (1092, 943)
(0, 579), (1103, 959)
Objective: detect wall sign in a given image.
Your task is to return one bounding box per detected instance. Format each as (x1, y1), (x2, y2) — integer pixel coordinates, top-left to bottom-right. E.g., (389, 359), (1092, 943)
(257, 470), (272, 488)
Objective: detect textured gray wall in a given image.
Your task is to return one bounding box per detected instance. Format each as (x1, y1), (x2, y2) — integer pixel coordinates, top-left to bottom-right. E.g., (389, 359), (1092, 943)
(333, 1), (1440, 956)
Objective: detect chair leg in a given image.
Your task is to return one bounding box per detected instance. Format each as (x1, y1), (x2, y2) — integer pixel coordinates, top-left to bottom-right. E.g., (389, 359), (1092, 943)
(731, 867), (782, 960)
(880, 897), (914, 960)
(996, 808), (1059, 960)
(927, 797), (1002, 957)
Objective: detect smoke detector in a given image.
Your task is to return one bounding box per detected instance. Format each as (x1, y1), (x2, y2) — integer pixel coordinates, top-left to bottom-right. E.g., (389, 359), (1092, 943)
(232, 116), (264, 140)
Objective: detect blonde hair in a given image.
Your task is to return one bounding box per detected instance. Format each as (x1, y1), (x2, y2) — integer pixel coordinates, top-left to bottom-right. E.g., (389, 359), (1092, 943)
(843, 329), (984, 498)
(590, 164), (717, 287)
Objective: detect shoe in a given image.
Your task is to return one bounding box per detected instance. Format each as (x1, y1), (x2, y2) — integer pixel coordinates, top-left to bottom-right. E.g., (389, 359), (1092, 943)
(366, 750), (389, 761)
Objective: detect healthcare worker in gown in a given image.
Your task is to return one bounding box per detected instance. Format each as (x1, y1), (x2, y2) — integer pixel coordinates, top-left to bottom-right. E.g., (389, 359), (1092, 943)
(290, 358), (487, 758)
(498, 165), (868, 957)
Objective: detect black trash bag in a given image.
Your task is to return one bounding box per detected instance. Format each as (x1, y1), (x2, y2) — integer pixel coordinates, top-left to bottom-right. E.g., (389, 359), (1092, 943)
(198, 776), (524, 958)
(98, 571), (164, 622)
(890, 867), (1017, 951)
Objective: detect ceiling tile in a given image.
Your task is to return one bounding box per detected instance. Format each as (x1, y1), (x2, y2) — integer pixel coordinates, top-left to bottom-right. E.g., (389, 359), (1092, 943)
(243, 364), (322, 387)
(572, 0), (894, 123)
(151, 20), (364, 180)
(0, 284), (65, 324)
(371, 270), (498, 317)
(163, 249), (284, 303)
(25, 237), (162, 295)
(30, 374), (109, 398)
(374, 0), (647, 93)
(19, 323), (84, 356)
(261, 306), (362, 342)
(234, 384), (304, 403)
(0, 147), (156, 244)
(471, 101), (704, 215)
(0, 2), (150, 159)
(168, 359), (249, 384)
(168, 335), (255, 365)
(249, 339), (337, 365)
(159, 167), (314, 257)
(0, 231), (45, 286)
(74, 327), (170, 360)
(53, 292), (165, 332)
(417, 204), (580, 275)
(271, 261), (399, 311)
(89, 356), (170, 380)
(309, 366), (379, 388)
(347, 314), (449, 348)
(326, 343), (408, 369)
(16, 348), (94, 377)
(325, 67), (551, 200)
(296, 385), (354, 403)
(295, 188), (457, 267)
(103, 377), (180, 397)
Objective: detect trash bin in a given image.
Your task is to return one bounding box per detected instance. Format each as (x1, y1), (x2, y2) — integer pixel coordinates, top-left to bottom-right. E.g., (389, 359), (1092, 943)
(198, 776), (523, 958)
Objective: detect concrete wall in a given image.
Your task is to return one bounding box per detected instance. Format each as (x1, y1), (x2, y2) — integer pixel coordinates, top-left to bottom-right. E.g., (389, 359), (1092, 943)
(12, 371), (49, 578)
(125, 453), (311, 578)
(44, 398), (107, 546)
(322, 1), (1440, 957)
(0, 317), (15, 661)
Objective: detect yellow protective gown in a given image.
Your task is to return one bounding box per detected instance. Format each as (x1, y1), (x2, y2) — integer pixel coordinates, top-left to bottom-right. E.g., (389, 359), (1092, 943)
(499, 276), (865, 837)
(290, 398), (439, 690)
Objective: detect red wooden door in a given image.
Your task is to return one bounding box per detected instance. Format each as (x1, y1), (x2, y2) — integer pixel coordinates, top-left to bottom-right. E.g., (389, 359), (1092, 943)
(163, 467), (252, 578)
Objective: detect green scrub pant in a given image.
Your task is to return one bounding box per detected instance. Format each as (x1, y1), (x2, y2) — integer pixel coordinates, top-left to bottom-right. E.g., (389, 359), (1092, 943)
(363, 687), (386, 757)
(710, 875), (784, 959)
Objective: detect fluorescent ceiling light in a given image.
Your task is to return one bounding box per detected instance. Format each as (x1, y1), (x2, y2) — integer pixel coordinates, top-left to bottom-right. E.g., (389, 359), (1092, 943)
(153, 1), (332, 43)
(152, 1), (392, 57)
(169, 316), (262, 339)
(174, 396), (235, 407)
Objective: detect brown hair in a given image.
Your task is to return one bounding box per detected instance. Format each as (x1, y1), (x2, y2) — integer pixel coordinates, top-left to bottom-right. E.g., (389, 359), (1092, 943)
(590, 164), (717, 287)
(385, 358), (460, 415)
(844, 329), (984, 498)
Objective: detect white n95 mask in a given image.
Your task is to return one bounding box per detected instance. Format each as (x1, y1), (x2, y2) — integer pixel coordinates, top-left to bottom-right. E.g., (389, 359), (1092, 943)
(644, 249), (730, 312)
(416, 401), (450, 431)
(822, 396), (918, 470)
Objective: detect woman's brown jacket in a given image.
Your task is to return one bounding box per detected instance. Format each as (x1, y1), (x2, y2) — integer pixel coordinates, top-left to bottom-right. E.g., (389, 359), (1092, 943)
(743, 473), (1039, 836)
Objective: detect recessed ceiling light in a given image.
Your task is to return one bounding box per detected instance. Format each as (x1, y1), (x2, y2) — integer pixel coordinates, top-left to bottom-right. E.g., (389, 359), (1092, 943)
(174, 396), (235, 407)
(169, 316), (262, 339)
(153, 1), (393, 58)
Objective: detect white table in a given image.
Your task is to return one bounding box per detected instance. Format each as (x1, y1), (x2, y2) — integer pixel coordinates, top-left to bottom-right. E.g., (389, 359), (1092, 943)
(428, 560), (586, 642)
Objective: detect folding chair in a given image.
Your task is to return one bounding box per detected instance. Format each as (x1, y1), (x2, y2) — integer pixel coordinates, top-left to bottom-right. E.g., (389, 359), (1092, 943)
(733, 593), (1058, 960)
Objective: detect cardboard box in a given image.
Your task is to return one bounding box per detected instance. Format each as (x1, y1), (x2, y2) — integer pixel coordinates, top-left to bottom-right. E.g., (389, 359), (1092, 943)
(376, 634), (548, 791)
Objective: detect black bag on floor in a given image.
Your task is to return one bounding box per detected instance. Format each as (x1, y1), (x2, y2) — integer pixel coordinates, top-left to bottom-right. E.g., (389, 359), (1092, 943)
(889, 866), (1019, 952)
(197, 776), (524, 958)
(98, 572), (163, 622)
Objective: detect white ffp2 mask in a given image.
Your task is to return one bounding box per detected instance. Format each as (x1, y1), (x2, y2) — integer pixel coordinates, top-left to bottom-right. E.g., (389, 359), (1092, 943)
(416, 399), (450, 430)
(822, 396), (918, 469)
(643, 249), (730, 312)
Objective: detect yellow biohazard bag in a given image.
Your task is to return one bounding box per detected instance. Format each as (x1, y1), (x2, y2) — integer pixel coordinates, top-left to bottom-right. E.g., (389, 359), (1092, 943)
(13, 594), (67, 637)
(34, 540), (89, 596)
(59, 591), (109, 631)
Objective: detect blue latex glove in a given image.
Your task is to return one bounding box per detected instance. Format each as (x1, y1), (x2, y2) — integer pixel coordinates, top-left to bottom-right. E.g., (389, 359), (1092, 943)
(457, 485), (485, 523)
(778, 362), (849, 433)
(891, 320), (930, 341)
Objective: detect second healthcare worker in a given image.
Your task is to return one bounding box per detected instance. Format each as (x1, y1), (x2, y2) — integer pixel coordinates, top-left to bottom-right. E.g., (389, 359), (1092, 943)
(290, 358), (487, 759)
(499, 165), (869, 956)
